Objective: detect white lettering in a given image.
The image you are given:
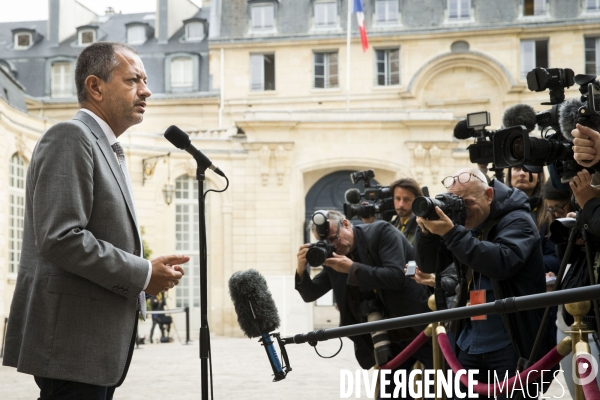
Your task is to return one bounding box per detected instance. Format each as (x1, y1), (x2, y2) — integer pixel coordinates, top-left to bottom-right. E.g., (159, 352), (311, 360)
(340, 370), (353, 398)
(355, 370), (361, 398)
(379, 369), (391, 399)
(492, 370), (509, 397)
(510, 371), (526, 398)
(526, 370), (539, 398)
(423, 370), (435, 398)
(363, 369), (379, 398)
(553, 369), (565, 399)
(468, 369), (479, 398)
(393, 369), (407, 398)
(455, 370), (466, 399)
(409, 369), (423, 398)
(437, 370), (453, 398)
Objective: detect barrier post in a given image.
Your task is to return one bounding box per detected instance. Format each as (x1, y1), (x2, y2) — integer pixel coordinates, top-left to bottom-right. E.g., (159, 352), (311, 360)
(185, 307), (190, 344)
(565, 301), (593, 400)
(428, 295), (446, 400)
(1, 317), (7, 358)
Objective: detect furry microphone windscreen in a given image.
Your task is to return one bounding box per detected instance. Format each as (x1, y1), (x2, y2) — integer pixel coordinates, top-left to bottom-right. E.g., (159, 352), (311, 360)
(345, 188), (361, 204)
(557, 98), (600, 142)
(228, 269), (281, 338)
(502, 104), (537, 132)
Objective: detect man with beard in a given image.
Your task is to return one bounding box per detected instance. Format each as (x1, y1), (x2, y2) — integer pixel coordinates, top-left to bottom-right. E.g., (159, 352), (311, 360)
(388, 178), (423, 245)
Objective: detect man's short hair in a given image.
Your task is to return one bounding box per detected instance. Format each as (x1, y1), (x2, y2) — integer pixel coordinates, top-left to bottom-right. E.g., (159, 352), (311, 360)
(309, 210), (346, 235)
(389, 178), (423, 198)
(75, 42), (137, 105)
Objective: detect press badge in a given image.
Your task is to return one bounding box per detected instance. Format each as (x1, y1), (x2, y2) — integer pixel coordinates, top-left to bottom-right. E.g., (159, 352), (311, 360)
(469, 289), (487, 321)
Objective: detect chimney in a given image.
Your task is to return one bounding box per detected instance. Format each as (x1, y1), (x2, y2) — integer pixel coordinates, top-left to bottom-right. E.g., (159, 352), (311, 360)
(155, 0), (200, 43)
(48, 0), (97, 46)
(105, 7), (116, 16)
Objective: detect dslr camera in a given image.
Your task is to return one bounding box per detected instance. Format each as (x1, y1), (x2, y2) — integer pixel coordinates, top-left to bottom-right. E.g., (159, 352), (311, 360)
(305, 210), (336, 267)
(412, 193), (467, 226)
(343, 170), (395, 220)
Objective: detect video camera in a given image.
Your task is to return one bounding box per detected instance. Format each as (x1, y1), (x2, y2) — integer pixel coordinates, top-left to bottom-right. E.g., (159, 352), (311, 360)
(343, 170), (395, 221)
(411, 193), (467, 226)
(491, 67), (600, 181)
(305, 211), (336, 267)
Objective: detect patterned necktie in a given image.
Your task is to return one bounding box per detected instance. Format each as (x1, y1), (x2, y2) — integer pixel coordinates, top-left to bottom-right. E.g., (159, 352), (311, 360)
(111, 142), (147, 320)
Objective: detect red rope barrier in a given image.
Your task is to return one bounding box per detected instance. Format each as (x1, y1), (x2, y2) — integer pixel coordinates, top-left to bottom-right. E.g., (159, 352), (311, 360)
(438, 332), (566, 395)
(380, 331), (430, 370)
(576, 355), (600, 400)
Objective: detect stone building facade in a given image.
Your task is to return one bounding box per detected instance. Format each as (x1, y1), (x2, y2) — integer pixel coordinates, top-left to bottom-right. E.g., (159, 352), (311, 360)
(1, 0), (600, 340)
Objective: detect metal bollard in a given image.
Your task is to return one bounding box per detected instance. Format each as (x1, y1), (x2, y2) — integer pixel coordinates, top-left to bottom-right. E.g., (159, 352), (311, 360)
(185, 307), (190, 344)
(428, 295), (446, 400)
(565, 301), (593, 400)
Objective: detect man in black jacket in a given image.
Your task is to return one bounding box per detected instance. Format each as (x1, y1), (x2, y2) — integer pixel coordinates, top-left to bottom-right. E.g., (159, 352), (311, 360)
(295, 210), (431, 382)
(414, 168), (550, 399)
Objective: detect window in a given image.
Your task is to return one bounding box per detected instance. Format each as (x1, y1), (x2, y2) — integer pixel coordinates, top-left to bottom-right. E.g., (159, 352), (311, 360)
(78, 29), (95, 46)
(186, 22), (204, 41)
(251, 3), (275, 30)
(585, 37), (600, 75)
(520, 39), (548, 79)
(174, 175), (201, 309)
(314, 0), (337, 27)
(587, 0), (600, 11)
(375, 48), (400, 86)
(250, 54), (275, 91)
(171, 57), (193, 89)
(523, 0), (546, 16)
(448, 0), (470, 20)
(9, 154), (25, 275)
(314, 52), (338, 89)
(51, 62), (73, 98)
(375, 0), (398, 23)
(127, 25), (147, 45)
(14, 33), (32, 49)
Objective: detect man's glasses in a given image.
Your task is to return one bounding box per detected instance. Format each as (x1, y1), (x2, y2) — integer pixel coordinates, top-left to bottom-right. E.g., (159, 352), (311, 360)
(327, 221), (342, 245)
(547, 201), (568, 215)
(442, 172), (486, 189)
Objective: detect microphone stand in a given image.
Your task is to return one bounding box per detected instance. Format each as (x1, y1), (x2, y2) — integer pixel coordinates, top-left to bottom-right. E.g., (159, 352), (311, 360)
(196, 165), (210, 400)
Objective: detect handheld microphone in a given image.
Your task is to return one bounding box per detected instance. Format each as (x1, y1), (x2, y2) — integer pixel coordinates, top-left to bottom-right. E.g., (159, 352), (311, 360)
(344, 188), (361, 204)
(558, 98), (600, 142)
(229, 269), (289, 381)
(164, 125), (225, 177)
(502, 104), (537, 133)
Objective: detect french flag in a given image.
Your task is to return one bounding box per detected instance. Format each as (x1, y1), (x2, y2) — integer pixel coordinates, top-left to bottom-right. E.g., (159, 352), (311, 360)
(354, 0), (369, 52)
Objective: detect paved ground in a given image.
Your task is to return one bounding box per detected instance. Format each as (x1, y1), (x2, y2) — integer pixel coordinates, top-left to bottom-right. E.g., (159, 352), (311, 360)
(1, 335), (572, 399)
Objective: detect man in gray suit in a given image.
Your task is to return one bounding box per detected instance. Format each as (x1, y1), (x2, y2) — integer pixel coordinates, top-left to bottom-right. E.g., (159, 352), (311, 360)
(2, 42), (189, 399)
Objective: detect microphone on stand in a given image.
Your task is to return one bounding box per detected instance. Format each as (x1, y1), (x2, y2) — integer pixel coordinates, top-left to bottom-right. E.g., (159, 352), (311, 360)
(229, 269), (291, 382)
(164, 125), (225, 177)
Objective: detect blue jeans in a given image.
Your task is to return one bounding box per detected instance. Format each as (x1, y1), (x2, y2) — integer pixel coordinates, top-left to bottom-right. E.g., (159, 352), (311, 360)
(456, 344), (537, 400)
(34, 376), (116, 400)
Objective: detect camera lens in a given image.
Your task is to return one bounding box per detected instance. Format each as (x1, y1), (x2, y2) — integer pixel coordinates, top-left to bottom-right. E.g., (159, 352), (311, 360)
(412, 196), (433, 217)
(508, 135), (524, 160)
(306, 245), (327, 267)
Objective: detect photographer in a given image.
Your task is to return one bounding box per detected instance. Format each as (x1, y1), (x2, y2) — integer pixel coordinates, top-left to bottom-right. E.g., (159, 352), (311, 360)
(295, 210), (431, 393)
(414, 168), (550, 399)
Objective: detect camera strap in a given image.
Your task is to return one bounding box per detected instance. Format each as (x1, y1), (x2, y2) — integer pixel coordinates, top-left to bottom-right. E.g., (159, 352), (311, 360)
(434, 241), (448, 311)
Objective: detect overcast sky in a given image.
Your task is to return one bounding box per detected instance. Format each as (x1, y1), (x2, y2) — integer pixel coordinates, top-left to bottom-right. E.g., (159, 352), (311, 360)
(0, 0), (203, 22)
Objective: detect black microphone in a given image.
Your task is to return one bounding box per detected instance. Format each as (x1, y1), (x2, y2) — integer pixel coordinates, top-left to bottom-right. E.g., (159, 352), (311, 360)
(164, 125), (225, 177)
(502, 104), (537, 133)
(229, 269), (288, 381)
(558, 98), (600, 142)
(453, 120), (473, 140)
(344, 188), (361, 204)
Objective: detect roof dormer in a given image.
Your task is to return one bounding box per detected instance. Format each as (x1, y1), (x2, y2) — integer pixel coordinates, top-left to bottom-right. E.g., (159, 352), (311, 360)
(76, 25), (98, 46)
(182, 18), (207, 42)
(12, 28), (42, 50)
(125, 22), (154, 46)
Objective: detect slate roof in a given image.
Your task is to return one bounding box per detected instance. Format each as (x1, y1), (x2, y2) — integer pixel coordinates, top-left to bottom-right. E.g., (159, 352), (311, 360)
(0, 8), (213, 99)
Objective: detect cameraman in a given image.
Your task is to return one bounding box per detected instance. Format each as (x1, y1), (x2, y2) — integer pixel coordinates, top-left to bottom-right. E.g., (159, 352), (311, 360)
(414, 168), (550, 399)
(295, 210), (432, 391)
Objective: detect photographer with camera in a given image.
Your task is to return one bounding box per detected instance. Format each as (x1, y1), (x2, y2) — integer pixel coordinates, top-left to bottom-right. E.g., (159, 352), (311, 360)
(413, 167), (550, 400)
(295, 210), (432, 396)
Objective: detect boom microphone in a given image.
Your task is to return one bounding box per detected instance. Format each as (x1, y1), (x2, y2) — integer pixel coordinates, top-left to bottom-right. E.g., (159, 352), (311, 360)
(164, 125), (225, 177)
(453, 119), (473, 140)
(502, 104), (537, 133)
(345, 188), (361, 204)
(229, 269), (288, 381)
(558, 98), (600, 142)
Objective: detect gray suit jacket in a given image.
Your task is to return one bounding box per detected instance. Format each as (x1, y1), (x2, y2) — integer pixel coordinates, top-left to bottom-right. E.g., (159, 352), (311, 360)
(2, 111), (149, 386)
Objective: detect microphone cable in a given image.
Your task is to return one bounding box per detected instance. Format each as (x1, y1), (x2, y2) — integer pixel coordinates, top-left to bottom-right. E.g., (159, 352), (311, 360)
(310, 337), (344, 359)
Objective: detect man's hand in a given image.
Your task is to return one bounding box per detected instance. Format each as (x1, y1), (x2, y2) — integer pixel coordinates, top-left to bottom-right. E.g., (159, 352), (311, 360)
(416, 207), (454, 236)
(146, 255), (189, 296)
(573, 124), (600, 167)
(324, 253), (353, 273)
(404, 265), (435, 288)
(297, 244), (311, 276)
(570, 169), (600, 209)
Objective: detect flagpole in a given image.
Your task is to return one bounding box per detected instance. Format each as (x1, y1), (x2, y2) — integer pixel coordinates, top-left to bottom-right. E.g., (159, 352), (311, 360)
(346, 0), (351, 111)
